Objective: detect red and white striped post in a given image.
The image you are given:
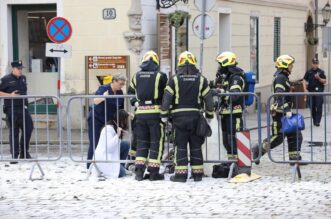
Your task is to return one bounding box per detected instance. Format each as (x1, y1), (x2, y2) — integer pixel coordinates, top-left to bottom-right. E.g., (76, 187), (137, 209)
(236, 131), (252, 175)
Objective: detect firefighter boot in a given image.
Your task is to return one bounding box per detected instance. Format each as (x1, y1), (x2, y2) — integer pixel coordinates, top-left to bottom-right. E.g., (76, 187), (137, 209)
(135, 168), (145, 181)
(193, 174), (202, 182)
(252, 145), (260, 165)
(289, 155), (307, 166)
(149, 172), (165, 181)
(170, 175), (187, 183)
(149, 167), (164, 181)
(252, 141), (268, 165)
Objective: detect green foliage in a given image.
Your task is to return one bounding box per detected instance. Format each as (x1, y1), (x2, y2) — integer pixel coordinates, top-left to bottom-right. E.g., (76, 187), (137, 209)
(307, 36), (319, 46)
(168, 11), (191, 28)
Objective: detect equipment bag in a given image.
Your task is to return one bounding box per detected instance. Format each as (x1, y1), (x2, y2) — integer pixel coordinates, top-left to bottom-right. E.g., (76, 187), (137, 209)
(243, 71), (256, 106)
(212, 163), (238, 178)
(281, 113), (305, 134)
(196, 114), (212, 138)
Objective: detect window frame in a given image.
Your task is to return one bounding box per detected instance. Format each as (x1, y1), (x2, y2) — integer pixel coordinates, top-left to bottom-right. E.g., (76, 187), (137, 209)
(250, 16), (259, 82)
(11, 4), (57, 61)
(274, 17), (281, 62)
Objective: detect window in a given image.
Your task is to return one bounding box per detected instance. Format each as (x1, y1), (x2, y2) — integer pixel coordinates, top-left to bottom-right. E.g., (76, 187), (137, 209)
(250, 16), (259, 82)
(274, 17), (281, 61)
(28, 11), (57, 72)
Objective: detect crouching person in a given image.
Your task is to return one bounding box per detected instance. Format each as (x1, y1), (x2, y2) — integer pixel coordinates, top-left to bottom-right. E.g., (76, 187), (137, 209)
(161, 51), (214, 182)
(91, 110), (130, 178)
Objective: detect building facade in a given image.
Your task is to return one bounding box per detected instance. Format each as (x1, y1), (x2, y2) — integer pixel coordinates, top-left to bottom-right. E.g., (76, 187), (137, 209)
(0, 0), (329, 114)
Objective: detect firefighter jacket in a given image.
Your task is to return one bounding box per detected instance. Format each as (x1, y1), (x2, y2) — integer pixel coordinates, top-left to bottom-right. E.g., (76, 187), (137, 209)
(219, 66), (245, 115)
(161, 64), (214, 118)
(128, 61), (168, 119)
(272, 69), (292, 113)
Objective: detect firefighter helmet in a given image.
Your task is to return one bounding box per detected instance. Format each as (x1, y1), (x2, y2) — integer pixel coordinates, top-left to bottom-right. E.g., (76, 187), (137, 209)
(275, 55), (295, 69)
(177, 51), (197, 67)
(216, 52), (237, 67)
(141, 50), (159, 65)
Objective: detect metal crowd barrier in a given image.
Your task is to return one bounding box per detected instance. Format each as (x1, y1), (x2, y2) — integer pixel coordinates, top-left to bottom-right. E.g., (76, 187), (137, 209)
(203, 92), (262, 178)
(266, 92), (331, 182)
(66, 93), (262, 179)
(0, 95), (62, 180)
(66, 95), (135, 178)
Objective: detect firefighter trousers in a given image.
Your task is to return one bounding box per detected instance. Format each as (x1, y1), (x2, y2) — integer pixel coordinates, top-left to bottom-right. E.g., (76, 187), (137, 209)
(262, 113), (302, 159)
(172, 115), (205, 179)
(220, 113), (243, 159)
(135, 118), (164, 174)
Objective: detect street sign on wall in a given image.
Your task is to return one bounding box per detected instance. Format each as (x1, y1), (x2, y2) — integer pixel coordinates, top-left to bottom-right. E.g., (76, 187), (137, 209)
(86, 56), (129, 94)
(87, 56), (127, 69)
(46, 43), (72, 58)
(46, 17), (72, 43)
(192, 14), (215, 39)
(103, 8), (116, 20)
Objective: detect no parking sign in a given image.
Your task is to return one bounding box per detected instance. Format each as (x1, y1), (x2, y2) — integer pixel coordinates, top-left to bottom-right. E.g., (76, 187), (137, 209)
(46, 17), (72, 43)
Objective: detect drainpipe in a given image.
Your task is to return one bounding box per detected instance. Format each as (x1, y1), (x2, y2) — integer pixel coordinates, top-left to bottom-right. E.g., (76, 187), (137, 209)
(315, 0), (319, 58)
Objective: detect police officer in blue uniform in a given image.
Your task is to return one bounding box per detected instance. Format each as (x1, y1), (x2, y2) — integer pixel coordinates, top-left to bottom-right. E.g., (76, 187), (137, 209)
(303, 58), (327, 127)
(87, 74), (126, 169)
(0, 60), (34, 163)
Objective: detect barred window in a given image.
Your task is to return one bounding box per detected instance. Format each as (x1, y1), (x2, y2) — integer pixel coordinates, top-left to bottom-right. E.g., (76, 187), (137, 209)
(274, 17), (281, 61)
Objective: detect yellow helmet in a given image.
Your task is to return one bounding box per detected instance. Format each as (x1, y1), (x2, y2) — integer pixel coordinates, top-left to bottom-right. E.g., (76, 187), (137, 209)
(103, 75), (113, 85)
(141, 50), (159, 65)
(275, 55), (295, 69)
(177, 51), (197, 67)
(216, 52), (237, 67)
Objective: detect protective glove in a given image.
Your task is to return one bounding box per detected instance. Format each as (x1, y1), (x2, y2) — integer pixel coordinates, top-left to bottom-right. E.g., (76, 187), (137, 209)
(134, 101), (139, 108)
(219, 88), (225, 93)
(286, 111), (292, 118)
(161, 117), (168, 123)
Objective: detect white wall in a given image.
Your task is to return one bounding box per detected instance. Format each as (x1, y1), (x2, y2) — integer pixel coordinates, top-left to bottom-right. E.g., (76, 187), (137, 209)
(141, 0), (157, 54)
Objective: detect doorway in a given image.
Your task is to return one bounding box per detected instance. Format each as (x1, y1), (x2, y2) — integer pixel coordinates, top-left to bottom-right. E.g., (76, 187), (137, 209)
(11, 4), (58, 96)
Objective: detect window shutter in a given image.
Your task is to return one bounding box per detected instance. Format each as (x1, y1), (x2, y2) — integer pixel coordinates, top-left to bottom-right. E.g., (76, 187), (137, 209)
(274, 17), (281, 61)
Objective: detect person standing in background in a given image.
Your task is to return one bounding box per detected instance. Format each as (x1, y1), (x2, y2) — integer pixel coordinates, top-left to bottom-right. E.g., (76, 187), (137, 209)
(303, 58), (327, 127)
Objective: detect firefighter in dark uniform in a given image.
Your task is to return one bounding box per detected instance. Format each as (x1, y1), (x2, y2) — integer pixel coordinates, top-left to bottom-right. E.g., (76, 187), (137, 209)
(87, 74), (126, 169)
(303, 58), (327, 127)
(0, 60), (34, 163)
(161, 51), (214, 182)
(129, 51), (168, 181)
(215, 52), (245, 161)
(253, 55), (303, 163)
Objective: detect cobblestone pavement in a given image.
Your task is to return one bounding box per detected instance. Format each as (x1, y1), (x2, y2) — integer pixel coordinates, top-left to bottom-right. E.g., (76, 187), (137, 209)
(0, 153), (330, 219)
(0, 110), (330, 219)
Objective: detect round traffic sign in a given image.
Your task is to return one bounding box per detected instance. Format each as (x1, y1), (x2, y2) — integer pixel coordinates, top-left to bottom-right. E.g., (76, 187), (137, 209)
(192, 14), (215, 40)
(47, 17), (72, 43)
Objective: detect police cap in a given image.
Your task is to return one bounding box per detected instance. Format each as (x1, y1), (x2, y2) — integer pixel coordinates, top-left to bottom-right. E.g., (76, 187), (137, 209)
(11, 60), (24, 68)
(312, 58), (319, 64)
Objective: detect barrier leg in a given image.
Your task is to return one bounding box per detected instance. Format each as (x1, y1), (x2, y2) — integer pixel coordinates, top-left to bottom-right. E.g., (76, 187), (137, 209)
(86, 162), (102, 179)
(29, 162), (45, 181)
(291, 163), (301, 183)
(227, 162), (237, 180)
